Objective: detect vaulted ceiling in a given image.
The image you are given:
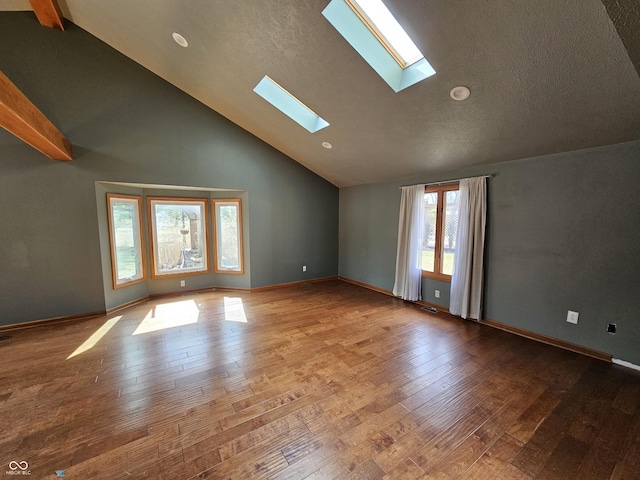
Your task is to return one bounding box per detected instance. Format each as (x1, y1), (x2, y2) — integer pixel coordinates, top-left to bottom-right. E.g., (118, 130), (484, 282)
(1, 0), (639, 187)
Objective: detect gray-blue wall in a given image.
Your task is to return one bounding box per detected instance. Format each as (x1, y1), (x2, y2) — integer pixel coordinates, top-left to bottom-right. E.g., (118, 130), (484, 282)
(339, 141), (640, 365)
(0, 13), (338, 325)
(2, 12), (639, 368)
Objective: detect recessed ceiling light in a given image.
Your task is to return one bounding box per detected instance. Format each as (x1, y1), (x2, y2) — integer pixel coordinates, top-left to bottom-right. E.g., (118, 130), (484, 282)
(172, 32), (189, 47)
(450, 86), (470, 101)
(322, 142), (333, 149)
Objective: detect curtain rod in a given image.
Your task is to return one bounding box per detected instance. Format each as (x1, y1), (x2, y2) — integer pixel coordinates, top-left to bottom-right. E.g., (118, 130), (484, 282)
(399, 174), (494, 189)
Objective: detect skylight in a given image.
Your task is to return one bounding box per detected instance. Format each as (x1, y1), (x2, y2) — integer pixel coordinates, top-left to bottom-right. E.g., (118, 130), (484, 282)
(253, 76), (329, 133)
(346, 0), (423, 68)
(322, 0), (435, 92)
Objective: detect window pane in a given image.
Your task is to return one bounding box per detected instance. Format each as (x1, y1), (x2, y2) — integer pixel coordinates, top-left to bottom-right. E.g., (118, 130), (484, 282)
(441, 190), (460, 275)
(214, 199), (243, 273)
(347, 0), (425, 67)
(108, 195), (144, 288)
(421, 192), (438, 272)
(114, 203), (137, 278)
(149, 199), (209, 277)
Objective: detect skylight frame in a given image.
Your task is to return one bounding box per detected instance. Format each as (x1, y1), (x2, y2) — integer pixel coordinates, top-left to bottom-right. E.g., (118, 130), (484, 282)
(253, 75), (330, 134)
(322, 0), (436, 93)
(345, 0), (424, 68)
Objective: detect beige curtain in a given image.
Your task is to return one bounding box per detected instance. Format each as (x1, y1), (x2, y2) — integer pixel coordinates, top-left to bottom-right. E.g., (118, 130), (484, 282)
(393, 184), (425, 301)
(450, 177), (487, 319)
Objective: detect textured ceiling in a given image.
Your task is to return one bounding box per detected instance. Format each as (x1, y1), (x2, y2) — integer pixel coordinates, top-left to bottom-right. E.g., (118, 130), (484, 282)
(2, 0), (639, 187)
(602, 0), (640, 77)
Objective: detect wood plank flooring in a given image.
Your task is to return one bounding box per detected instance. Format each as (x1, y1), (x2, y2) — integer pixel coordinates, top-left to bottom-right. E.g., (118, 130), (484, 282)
(1, 280), (639, 479)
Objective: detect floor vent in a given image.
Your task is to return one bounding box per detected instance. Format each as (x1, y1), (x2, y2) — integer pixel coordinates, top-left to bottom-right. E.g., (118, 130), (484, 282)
(421, 306), (438, 313)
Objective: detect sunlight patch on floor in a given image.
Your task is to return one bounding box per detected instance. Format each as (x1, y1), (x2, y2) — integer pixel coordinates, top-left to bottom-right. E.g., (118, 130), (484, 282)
(67, 315), (122, 359)
(223, 297), (247, 323)
(132, 299), (199, 335)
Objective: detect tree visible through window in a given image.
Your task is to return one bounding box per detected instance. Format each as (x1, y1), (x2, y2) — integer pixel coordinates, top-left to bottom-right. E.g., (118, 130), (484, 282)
(421, 185), (460, 280)
(148, 198), (209, 278)
(107, 194), (145, 288)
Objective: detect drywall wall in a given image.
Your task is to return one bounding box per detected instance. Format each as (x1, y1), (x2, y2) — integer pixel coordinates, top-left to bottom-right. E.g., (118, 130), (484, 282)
(0, 13), (338, 325)
(339, 141), (640, 365)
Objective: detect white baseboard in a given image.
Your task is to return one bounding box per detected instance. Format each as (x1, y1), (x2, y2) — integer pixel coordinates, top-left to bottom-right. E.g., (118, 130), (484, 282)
(612, 358), (640, 371)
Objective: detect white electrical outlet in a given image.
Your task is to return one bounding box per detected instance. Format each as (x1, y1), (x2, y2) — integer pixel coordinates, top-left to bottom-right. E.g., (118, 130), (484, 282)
(180, 280), (186, 287)
(566, 310), (579, 324)
(302, 265), (306, 272)
(435, 290), (440, 298)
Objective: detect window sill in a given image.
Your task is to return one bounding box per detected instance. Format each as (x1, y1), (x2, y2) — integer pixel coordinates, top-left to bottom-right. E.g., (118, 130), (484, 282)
(150, 269), (210, 280)
(113, 276), (146, 290)
(421, 271), (452, 283)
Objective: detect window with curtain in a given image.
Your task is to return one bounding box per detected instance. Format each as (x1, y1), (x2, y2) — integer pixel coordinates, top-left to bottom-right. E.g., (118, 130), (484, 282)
(421, 184), (460, 281)
(450, 176), (487, 320)
(392, 184), (425, 301)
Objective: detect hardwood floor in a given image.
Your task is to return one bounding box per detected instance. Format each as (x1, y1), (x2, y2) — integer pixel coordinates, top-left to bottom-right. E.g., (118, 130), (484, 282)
(1, 280), (639, 479)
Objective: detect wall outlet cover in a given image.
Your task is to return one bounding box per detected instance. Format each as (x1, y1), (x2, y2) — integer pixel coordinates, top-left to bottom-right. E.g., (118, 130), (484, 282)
(567, 310), (579, 324)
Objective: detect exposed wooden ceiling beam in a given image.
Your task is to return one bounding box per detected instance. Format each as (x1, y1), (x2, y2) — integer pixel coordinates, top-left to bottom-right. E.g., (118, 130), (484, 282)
(0, 71), (73, 161)
(29, 0), (64, 30)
